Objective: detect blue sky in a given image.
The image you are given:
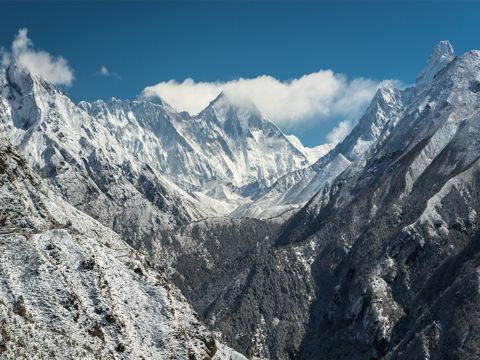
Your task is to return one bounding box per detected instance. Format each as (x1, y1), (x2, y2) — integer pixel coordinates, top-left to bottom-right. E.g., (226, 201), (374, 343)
(1, 1), (479, 146)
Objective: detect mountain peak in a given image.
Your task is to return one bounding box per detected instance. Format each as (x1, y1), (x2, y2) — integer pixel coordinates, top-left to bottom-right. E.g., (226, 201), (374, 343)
(416, 40), (455, 91)
(5, 58), (63, 100)
(210, 90), (226, 104)
(5, 59), (35, 93)
(200, 91), (264, 128)
(208, 91), (258, 113)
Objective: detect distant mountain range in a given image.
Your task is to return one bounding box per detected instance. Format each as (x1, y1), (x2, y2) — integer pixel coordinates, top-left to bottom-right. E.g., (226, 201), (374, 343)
(1, 41), (480, 360)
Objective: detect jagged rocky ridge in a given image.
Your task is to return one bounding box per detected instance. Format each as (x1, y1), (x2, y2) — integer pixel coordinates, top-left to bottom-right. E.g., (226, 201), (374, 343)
(233, 43), (456, 220)
(2, 40), (480, 360)
(232, 85), (412, 219)
(79, 92), (323, 214)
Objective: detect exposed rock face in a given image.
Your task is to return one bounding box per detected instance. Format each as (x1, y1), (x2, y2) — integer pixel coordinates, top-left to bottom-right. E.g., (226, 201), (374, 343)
(291, 48), (480, 360)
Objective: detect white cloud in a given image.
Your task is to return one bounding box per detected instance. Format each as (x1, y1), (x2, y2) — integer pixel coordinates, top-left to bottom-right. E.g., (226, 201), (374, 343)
(97, 64), (121, 79)
(326, 120), (352, 145)
(1, 28), (74, 86)
(142, 72), (400, 128)
(99, 65), (110, 76)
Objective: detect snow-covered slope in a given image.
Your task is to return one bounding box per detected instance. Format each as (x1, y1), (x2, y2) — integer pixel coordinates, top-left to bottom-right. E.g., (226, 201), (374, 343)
(0, 137), (245, 359)
(80, 93), (315, 213)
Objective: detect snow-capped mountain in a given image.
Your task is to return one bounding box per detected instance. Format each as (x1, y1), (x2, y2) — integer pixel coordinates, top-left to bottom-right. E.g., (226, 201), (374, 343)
(233, 42), (458, 219)
(283, 41), (480, 360)
(79, 92), (320, 214)
(0, 56), (326, 222)
(416, 40), (455, 91)
(232, 85), (412, 218)
(0, 61), (232, 261)
(233, 41), (457, 220)
(285, 134), (333, 164)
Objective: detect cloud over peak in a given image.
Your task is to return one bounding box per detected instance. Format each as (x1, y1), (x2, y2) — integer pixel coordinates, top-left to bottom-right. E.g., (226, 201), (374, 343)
(1, 28), (74, 86)
(142, 72), (400, 129)
(326, 120), (352, 145)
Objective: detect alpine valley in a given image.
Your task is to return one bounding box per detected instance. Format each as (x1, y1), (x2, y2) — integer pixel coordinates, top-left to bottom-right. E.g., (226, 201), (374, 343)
(1, 40), (480, 360)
